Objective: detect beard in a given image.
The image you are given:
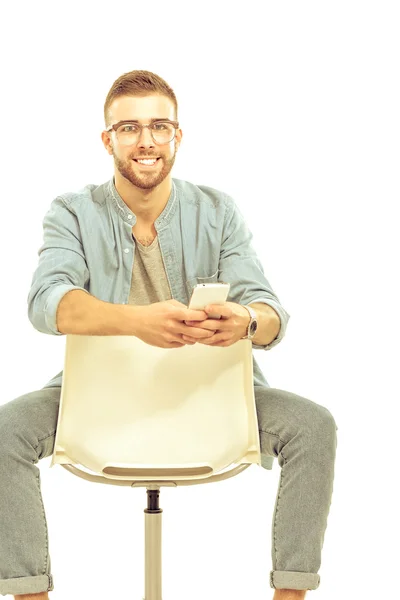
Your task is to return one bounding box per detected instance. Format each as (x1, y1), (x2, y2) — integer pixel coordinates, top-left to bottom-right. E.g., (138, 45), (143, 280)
(112, 146), (178, 190)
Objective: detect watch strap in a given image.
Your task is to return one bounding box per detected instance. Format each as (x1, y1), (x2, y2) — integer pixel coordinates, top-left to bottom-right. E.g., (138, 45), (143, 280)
(241, 305), (258, 339)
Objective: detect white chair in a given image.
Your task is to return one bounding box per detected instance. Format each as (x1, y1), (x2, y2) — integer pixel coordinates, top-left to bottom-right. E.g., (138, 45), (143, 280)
(50, 334), (262, 600)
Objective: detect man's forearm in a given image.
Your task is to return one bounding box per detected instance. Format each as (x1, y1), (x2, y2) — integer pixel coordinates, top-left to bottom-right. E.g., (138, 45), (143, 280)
(248, 302), (281, 346)
(56, 290), (142, 336)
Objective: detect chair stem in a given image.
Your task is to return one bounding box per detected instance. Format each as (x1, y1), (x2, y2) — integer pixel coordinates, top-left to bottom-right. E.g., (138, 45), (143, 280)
(144, 488), (163, 600)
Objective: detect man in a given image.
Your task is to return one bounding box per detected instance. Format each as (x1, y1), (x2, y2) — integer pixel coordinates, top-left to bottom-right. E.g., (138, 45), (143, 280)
(0, 70), (337, 600)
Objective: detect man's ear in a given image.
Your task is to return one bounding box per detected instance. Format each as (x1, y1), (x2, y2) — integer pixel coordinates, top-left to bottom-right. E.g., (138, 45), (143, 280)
(176, 129), (183, 147)
(101, 131), (114, 155)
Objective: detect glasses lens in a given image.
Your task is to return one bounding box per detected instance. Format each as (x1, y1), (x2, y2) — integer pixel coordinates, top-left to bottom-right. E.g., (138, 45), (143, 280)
(151, 122), (175, 144)
(116, 123), (140, 145)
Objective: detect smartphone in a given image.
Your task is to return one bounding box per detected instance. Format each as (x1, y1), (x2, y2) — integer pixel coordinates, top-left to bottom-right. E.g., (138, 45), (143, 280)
(188, 282), (230, 318)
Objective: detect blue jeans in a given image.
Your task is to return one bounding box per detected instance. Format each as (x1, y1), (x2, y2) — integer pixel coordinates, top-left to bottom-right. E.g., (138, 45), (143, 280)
(0, 385), (337, 595)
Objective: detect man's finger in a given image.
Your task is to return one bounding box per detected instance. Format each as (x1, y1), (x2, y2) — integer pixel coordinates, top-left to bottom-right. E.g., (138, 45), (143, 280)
(205, 304), (232, 319)
(185, 319), (223, 328)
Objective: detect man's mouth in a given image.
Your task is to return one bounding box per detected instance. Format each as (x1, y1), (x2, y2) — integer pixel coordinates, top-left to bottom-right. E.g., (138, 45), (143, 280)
(133, 157), (161, 167)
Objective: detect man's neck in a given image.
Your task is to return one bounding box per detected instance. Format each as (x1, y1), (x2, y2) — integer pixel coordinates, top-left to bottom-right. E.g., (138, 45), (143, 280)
(114, 174), (172, 225)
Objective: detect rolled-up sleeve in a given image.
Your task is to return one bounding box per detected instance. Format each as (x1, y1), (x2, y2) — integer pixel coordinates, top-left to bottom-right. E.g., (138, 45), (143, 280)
(27, 196), (90, 335)
(219, 195), (290, 351)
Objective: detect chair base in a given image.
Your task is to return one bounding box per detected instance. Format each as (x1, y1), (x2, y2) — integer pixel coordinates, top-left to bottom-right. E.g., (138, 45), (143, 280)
(60, 463), (252, 599)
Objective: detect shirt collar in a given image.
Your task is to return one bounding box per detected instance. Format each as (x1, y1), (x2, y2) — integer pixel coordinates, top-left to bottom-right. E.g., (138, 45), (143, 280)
(105, 176), (178, 227)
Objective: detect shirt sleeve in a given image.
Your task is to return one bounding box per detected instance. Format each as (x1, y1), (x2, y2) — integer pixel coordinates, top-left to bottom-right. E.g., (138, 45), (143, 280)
(27, 196), (90, 335)
(218, 194), (290, 351)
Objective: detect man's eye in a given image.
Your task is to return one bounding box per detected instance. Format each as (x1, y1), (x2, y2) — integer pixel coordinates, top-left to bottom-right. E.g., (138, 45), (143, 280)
(123, 125), (139, 132)
(153, 123), (167, 130)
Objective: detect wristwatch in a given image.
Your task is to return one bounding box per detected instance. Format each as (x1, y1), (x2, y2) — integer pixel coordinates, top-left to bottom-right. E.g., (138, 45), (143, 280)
(241, 305), (258, 340)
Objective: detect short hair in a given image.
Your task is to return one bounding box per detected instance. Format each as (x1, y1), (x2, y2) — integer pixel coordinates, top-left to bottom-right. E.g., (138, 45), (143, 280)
(104, 69), (178, 127)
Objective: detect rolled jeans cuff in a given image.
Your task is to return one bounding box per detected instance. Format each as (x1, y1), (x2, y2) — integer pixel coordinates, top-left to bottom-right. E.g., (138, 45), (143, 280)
(270, 570), (320, 590)
(0, 574), (54, 595)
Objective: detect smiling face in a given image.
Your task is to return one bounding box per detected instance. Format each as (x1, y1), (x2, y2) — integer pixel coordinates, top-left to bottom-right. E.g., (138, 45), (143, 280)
(102, 94), (182, 191)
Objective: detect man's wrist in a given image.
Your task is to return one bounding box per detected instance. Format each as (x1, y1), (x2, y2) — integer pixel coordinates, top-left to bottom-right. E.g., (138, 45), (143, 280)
(248, 303), (280, 346)
(239, 305), (252, 338)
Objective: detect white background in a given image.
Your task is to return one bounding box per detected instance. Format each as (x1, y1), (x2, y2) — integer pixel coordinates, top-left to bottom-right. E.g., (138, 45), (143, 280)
(0, 1), (399, 599)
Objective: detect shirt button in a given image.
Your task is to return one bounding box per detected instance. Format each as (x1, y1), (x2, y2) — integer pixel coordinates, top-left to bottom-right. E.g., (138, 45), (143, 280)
(124, 248), (129, 253)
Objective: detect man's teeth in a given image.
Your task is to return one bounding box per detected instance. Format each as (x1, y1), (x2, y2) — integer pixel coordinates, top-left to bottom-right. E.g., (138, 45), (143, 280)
(137, 159), (157, 165)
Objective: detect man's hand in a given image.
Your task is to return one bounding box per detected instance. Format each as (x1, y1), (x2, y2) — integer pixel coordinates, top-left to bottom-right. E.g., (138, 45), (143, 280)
(132, 299), (213, 349)
(183, 301), (250, 347)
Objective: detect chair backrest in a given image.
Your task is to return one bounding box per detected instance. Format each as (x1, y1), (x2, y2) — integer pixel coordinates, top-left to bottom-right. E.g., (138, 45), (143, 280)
(51, 335), (261, 484)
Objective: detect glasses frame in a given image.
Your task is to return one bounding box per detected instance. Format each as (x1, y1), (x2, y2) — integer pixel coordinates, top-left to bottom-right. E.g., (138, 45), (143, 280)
(106, 119), (180, 145)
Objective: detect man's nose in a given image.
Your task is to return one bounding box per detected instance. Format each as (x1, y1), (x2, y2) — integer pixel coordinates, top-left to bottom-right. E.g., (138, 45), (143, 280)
(137, 126), (155, 147)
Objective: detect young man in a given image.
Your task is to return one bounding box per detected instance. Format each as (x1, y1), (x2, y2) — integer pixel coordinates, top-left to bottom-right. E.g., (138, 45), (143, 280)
(0, 70), (337, 600)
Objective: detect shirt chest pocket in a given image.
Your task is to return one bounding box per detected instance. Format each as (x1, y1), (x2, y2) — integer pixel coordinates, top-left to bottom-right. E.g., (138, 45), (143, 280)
(185, 268), (220, 295)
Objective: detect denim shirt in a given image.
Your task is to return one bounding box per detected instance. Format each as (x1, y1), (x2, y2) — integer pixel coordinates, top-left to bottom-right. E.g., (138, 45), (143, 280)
(27, 177), (290, 389)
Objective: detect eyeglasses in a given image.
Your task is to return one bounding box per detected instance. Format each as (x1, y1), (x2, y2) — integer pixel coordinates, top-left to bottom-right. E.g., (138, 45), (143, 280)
(106, 119), (179, 146)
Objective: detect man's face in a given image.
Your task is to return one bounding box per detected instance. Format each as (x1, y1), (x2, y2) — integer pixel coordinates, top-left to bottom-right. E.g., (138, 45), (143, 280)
(104, 94), (182, 190)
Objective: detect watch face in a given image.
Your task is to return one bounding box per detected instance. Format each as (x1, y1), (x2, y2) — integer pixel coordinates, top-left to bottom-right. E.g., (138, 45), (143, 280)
(250, 320), (257, 334)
